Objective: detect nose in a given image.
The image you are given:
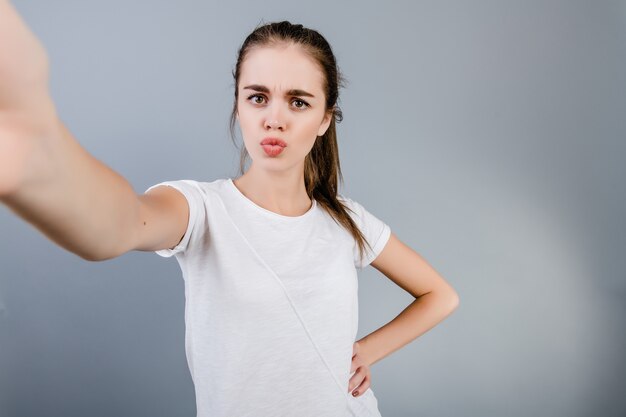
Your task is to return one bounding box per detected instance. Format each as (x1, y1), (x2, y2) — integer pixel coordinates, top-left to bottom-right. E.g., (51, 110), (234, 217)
(264, 103), (285, 131)
(265, 118), (284, 131)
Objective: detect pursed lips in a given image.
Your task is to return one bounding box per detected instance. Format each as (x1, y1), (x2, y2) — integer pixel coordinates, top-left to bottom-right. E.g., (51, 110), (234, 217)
(260, 137), (287, 147)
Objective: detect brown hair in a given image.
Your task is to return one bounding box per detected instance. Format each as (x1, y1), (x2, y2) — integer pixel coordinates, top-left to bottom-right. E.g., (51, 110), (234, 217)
(229, 20), (374, 266)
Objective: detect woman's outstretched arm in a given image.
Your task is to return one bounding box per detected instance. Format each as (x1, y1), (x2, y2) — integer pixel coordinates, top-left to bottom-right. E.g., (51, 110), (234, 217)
(0, 0), (189, 261)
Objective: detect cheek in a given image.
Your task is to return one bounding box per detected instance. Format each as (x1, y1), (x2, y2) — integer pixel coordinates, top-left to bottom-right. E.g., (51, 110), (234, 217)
(237, 110), (255, 136)
(301, 117), (324, 138)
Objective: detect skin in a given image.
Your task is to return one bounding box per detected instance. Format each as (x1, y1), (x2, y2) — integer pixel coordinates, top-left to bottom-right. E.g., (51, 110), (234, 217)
(232, 43), (331, 217)
(350, 341), (369, 397)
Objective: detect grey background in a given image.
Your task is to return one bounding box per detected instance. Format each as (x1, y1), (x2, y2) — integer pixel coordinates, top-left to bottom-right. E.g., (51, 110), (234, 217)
(1, 0), (625, 416)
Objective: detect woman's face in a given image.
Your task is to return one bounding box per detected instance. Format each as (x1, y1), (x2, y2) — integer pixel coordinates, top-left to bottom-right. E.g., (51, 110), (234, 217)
(236, 43), (332, 174)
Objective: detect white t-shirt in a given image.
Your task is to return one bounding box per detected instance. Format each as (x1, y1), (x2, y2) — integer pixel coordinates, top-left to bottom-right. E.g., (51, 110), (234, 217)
(144, 178), (391, 417)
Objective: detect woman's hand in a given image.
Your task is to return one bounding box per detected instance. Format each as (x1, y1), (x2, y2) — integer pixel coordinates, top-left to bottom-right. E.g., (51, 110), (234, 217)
(348, 341), (371, 398)
(0, 0), (54, 116)
(0, 1), (58, 195)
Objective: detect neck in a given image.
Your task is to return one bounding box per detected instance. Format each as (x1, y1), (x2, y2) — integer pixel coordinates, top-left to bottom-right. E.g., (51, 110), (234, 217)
(232, 165), (312, 217)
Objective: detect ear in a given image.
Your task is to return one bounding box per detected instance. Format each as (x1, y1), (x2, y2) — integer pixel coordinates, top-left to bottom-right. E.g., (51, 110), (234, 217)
(317, 110), (333, 137)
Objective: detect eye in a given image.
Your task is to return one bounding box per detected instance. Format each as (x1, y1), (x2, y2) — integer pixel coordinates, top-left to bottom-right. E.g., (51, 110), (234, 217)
(247, 94), (266, 105)
(292, 98), (310, 109)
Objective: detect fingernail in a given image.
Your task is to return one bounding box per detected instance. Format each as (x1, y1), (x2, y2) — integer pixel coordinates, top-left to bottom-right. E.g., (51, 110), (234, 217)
(352, 391), (358, 396)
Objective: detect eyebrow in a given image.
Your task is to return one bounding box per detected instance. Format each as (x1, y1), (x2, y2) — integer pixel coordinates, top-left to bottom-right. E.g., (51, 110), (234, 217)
(243, 84), (316, 98)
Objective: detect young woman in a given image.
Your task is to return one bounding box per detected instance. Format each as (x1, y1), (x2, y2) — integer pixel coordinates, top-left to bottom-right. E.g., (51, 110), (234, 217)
(0, 2), (460, 416)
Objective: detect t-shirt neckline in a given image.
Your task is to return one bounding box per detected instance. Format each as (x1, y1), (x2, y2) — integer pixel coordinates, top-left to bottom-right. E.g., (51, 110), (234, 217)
(226, 178), (317, 221)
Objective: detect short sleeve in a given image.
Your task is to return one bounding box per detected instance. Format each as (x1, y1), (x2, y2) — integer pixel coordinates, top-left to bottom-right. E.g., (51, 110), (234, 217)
(339, 194), (391, 270)
(143, 179), (207, 258)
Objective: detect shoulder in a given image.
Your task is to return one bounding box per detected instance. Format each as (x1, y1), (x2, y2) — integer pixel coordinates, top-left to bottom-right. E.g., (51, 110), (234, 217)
(145, 178), (225, 198)
(335, 192), (389, 235)
(336, 193), (355, 208)
(336, 193), (366, 216)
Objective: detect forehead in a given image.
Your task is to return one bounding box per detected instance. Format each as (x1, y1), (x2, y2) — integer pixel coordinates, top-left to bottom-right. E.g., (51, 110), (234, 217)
(239, 43), (325, 94)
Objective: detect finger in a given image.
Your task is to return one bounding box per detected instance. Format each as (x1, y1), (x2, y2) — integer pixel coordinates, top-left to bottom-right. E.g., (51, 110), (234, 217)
(348, 366), (365, 392)
(351, 373), (371, 397)
(350, 354), (361, 373)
